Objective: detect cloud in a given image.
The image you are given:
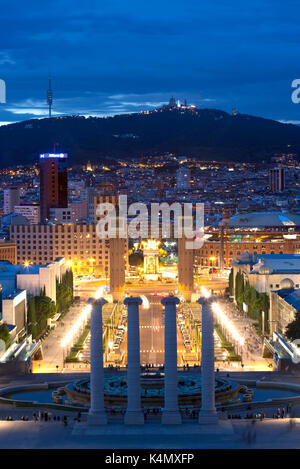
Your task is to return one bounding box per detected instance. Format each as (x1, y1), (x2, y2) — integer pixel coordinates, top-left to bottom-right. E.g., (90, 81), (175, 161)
(279, 120), (300, 125)
(0, 52), (15, 65)
(0, 121), (16, 126)
(0, 0), (300, 124)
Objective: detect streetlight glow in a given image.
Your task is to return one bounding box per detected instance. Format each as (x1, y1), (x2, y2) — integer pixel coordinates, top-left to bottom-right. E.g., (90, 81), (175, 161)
(141, 295), (150, 309)
(212, 302), (245, 346)
(61, 303), (92, 348)
(201, 286), (211, 299)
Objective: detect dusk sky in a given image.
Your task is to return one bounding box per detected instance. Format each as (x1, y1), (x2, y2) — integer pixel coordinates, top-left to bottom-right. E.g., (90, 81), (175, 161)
(1, 0), (300, 125)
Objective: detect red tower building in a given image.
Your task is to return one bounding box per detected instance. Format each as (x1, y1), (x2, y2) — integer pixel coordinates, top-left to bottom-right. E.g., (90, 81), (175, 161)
(40, 153), (68, 222)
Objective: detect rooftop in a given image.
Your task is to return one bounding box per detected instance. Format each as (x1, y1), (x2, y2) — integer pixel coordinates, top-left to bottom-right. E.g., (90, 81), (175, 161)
(276, 288), (300, 311)
(234, 254), (300, 274)
(228, 212), (300, 228)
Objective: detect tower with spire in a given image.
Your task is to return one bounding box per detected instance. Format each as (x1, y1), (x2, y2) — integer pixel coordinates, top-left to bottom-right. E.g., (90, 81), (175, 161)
(47, 76), (53, 118)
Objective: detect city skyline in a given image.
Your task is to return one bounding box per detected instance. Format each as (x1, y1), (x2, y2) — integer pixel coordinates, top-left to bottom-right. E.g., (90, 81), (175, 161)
(2, 0), (300, 454)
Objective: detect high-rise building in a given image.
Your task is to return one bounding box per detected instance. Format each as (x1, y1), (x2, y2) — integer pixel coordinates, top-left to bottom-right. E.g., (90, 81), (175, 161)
(4, 187), (20, 215)
(40, 153), (68, 222)
(176, 166), (191, 190)
(269, 167), (285, 192)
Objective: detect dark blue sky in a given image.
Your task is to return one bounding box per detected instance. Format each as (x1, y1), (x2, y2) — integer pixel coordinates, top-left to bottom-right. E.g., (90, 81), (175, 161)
(0, 0), (300, 125)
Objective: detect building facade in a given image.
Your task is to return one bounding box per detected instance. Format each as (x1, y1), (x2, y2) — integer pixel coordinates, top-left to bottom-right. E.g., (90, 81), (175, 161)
(9, 223), (128, 277)
(4, 188), (20, 215)
(269, 288), (300, 334)
(14, 204), (40, 224)
(40, 153), (68, 222)
(0, 242), (16, 264)
(269, 167), (285, 192)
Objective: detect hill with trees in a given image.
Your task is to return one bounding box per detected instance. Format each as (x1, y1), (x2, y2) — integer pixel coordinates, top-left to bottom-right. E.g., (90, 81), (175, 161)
(0, 107), (300, 166)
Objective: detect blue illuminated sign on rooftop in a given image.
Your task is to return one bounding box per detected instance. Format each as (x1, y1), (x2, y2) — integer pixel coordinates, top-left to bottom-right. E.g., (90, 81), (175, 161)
(40, 153), (67, 159)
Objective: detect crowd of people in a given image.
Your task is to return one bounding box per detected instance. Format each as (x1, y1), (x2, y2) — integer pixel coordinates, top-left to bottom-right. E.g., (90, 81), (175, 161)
(0, 411), (82, 426)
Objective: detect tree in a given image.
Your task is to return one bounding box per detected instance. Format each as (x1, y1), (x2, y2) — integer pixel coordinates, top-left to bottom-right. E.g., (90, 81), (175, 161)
(0, 324), (10, 348)
(229, 268), (234, 295)
(35, 295), (57, 319)
(235, 272), (244, 308)
(129, 252), (143, 267)
(56, 282), (72, 313)
(286, 311), (300, 340)
(27, 296), (37, 338)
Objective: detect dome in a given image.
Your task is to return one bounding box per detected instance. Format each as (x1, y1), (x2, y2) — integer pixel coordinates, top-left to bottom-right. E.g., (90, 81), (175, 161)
(238, 252), (252, 262)
(258, 264), (273, 275)
(280, 278), (295, 290)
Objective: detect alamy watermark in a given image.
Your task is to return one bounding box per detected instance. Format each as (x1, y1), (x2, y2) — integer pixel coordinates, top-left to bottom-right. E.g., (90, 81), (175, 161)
(0, 79), (6, 103)
(95, 195), (205, 249)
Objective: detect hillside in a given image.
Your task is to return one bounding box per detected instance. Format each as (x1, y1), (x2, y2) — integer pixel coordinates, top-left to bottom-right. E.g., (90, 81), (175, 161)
(0, 107), (299, 166)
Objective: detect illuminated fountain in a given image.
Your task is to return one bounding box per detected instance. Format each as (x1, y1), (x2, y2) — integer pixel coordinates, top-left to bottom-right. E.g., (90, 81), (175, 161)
(142, 239), (160, 281)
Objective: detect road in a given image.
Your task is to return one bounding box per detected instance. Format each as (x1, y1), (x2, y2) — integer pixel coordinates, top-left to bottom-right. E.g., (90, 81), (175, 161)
(139, 294), (165, 366)
(34, 301), (88, 373)
(134, 291), (185, 367)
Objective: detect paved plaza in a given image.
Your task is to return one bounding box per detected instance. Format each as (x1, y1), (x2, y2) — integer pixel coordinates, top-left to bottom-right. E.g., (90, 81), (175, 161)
(0, 419), (300, 449)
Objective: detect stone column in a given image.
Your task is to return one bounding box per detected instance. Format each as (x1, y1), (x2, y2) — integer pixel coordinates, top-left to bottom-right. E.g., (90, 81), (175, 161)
(198, 296), (218, 425)
(124, 296), (144, 425)
(88, 298), (107, 425)
(161, 296), (181, 425)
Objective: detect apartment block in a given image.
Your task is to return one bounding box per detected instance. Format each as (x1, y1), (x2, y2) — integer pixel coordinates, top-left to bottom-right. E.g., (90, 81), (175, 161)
(9, 224), (127, 276)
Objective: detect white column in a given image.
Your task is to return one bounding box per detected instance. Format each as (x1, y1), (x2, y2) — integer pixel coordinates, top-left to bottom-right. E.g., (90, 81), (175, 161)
(161, 296), (181, 425)
(124, 296), (144, 425)
(198, 296), (218, 425)
(88, 298), (107, 425)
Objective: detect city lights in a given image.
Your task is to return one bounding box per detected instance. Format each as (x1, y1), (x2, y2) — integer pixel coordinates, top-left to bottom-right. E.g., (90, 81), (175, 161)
(61, 285), (106, 350)
(201, 285), (245, 348)
(140, 295), (150, 309)
(212, 302), (245, 347)
(61, 303), (92, 349)
(201, 285), (211, 299)
(94, 286), (104, 299)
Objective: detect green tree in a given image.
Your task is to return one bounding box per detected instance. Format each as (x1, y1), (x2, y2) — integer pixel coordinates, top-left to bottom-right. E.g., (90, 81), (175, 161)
(129, 252), (143, 267)
(27, 296), (37, 338)
(286, 311), (300, 340)
(229, 268), (234, 295)
(35, 296), (57, 319)
(56, 282), (72, 313)
(235, 271), (244, 308)
(0, 324), (10, 348)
